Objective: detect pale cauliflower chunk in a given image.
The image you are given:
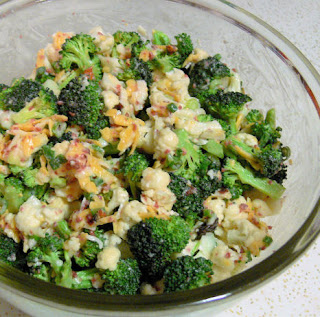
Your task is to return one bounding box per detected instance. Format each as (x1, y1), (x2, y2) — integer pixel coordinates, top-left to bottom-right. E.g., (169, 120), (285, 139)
(204, 198), (226, 224)
(126, 79), (148, 112)
(15, 196), (69, 239)
(95, 246), (121, 271)
(102, 90), (120, 110)
(113, 200), (148, 239)
(99, 56), (122, 75)
(64, 236), (81, 257)
(223, 196), (249, 228)
(154, 127), (179, 159)
(0, 213), (20, 243)
(141, 167), (171, 191)
(107, 187), (129, 214)
(210, 242), (241, 282)
(252, 198), (273, 217)
(174, 108), (225, 143)
(137, 120), (154, 154)
(224, 72), (242, 93)
(0, 110), (15, 129)
(226, 218), (267, 250)
(89, 26), (114, 56)
(183, 48), (209, 66)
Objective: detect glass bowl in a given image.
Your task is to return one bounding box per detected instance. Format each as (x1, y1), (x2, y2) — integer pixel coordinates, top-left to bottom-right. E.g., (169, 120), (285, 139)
(0, 0), (319, 316)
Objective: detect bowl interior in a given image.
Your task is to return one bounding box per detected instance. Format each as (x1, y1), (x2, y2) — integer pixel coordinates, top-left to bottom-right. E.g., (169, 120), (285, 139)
(0, 0), (319, 314)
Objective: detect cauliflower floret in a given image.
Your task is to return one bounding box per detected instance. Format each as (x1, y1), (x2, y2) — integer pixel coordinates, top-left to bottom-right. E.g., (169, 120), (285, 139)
(95, 246), (121, 271)
(252, 198), (273, 217)
(64, 236), (81, 257)
(141, 168), (171, 191)
(223, 196), (249, 228)
(102, 90), (120, 110)
(141, 188), (176, 211)
(113, 200), (148, 239)
(0, 213), (20, 243)
(99, 56), (122, 74)
(210, 242), (240, 282)
(226, 218), (267, 252)
(137, 120), (154, 154)
(126, 79), (148, 112)
(107, 187), (129, 214)
(89, 26), (114, 56)
(204, 198), (226, 224)
(154, 127), (179, 159)
(0, 110), (15, 130)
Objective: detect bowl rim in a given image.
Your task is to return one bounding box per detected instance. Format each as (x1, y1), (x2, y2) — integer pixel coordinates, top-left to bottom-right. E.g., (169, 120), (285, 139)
(0, 0), (319, 313)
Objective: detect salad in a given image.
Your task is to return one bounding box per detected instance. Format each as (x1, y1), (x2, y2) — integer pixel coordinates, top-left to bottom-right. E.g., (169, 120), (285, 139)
(0, 27), (290, 295)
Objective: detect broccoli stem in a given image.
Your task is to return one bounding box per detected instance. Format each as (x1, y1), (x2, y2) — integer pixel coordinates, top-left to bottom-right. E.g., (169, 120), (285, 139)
(72, 268), (99, 289)
(55, 220), (72, 240)
(265, 108), (276, 129)
(225, 159), (285, 200)
(202, 139), (224, 159)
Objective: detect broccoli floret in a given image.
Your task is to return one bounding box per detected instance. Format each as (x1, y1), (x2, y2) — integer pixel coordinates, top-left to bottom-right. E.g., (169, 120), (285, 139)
(118, 151), (149, 199)
(102, 259), (141, 295)
(11, 88), (57, 124)
(71, 268), (101, 290)
(0, 177), (31, 213)
(222, 171), (247, 199)
(59, 33), (102, 81)
(55, 220), (72, 240)
(35, 66), (55, 84)
(0, 78), (42, 112)
(21, 167), (39, 188)
(0, 84), (8, 91)
(251, 122), (282, 148)
(29, 264), (52, 282)
(152, 30), (171, 45)
(27, 234), (64, 276)
(48, 131), (73, 146)
(197, 89), (252, 134)
(223, 158), (285, 200)
(245, 109), (264, 124)
(168, 173), (204, 223)
(164, 129), (201, 180)
(163, 256), (213, 292)
(113, 31), (143, 48)
(41, 144), (67, 170)
(127, 216), (190, 281)
(174, 33), (193, 64)
(85, 115), (109, 140)
(58, 76), (104, 136)
(188, 55), (231, 96)
(224, 135), (288, 179)
(0, 234), (26, 270)
(150, 50), (181, 73)
(117, 57), (152, 86)
(74, 229), (105, 268)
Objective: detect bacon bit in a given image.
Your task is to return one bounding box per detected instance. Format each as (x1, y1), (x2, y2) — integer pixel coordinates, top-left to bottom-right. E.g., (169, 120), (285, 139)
(239, 203), (248, 212)
(261, 246), (266, 250)
(232, 68), (237, 72)
(268, 225), (273, 230)
(72, 271), (78, 278)
(86, 214), (94, 225)
(98, 209), (107, 218)
(57, 100), (64, 106)
(185, 186), (197, 195)
(164, 149), (170, 154)
(225, 252), (231, 258)
(76, 217), (83, 223)
(218, 188), (228, 194)
(84, 67), (94, 80)
(268, 180), (273, 185)
(69, 112), (76, 117)
(251, 217), (260, 226)
(19, 35), (23, 39)
(154, 201), (159, 209)
(182, 148), (187, 155)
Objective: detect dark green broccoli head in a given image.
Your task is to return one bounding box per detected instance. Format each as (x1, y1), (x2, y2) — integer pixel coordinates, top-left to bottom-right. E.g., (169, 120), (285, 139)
(12, 88), (57, 124)
(0, 78), (42, 112)
(102, 258), (141, 295)
(251, 122), (282, 148)
(127, 216), (190, 281)
(197, 89), (252, 122)
(246, 109), (264, 124)
(150, 50), (182, 73)
(119, 151), (149, 199)
(74, 229), (105, 268)
(117, 57), (152, 86)
(188, 55), (231, 95)
(35, 66), (55, 84)
(60, 33), (102, 81)
(163, 256), (213, 292)
(168, 173), (204, 223)
(257, 145), (284, 178)
(85, 115), (109, 140)
(175, 33), (193, 64)
(0, 234), (26, 270)
(0, 84), (8, 91)
(58, 76), (104, 132)
(48, 131), (73, 146)
(29, 264), (52, 282)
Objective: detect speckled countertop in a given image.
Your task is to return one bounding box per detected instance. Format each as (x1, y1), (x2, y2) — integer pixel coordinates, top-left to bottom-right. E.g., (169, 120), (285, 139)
(1, 0), (319, 316)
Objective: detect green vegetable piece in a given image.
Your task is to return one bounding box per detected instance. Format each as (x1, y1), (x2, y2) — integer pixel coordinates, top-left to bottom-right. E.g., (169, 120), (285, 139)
(152, 30), (171, 45)
(202, 139), (224, 159)
(167, 103), (178, 113)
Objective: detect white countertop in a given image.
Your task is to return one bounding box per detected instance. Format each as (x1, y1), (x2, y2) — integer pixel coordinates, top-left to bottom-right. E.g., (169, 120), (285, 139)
(1, 0), (319, 316)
